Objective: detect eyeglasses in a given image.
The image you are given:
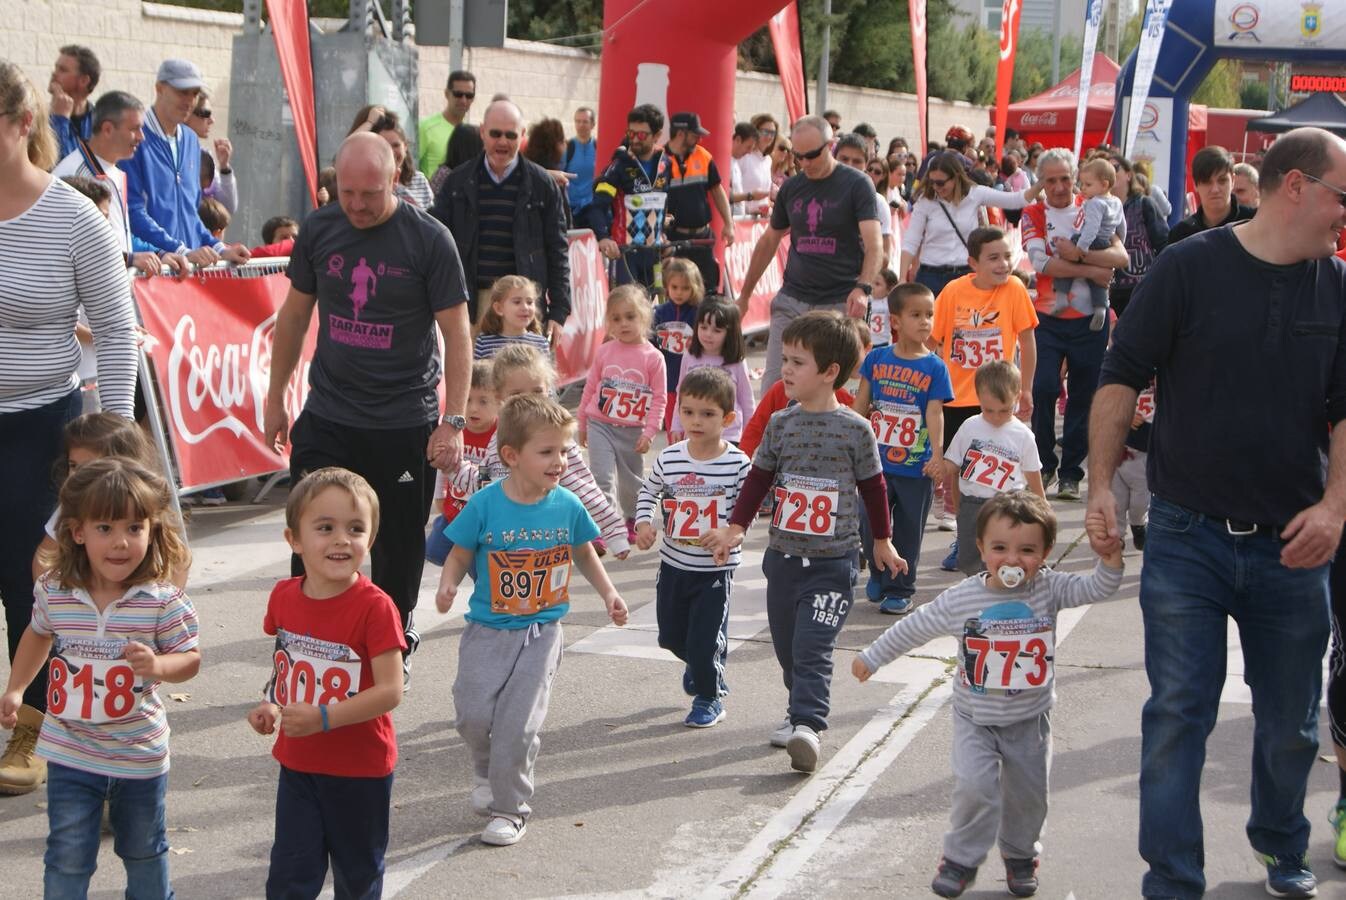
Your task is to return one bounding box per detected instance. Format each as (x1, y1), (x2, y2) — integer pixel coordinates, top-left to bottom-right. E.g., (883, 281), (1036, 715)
(626, 129), (652, 141)
(758, 129), (777, 139)
(192, 108), (212, 119)
(927, 176), (951, 188)
(487, 129), (519, 141)
(792, 145), (827, 162)
(451, 90), (475, 100)
(1301, 171), (1346, 208)
(867, 167), (885, 175)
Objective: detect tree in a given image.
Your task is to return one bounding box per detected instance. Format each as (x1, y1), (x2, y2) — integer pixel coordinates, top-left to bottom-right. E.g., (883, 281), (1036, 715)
(1240, 80), (1269, 111)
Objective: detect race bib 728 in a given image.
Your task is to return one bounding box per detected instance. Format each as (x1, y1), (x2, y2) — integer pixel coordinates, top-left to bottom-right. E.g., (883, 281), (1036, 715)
(771, 474), (839, 537)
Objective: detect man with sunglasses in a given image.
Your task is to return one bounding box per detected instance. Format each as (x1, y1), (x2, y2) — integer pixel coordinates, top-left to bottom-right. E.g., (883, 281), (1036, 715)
(591, 104), (670, 289)
(431, 99), (570, 340)
(187, 95), (237, 215)
(1089, 127), (1346, 900)
(734, 115), (882, 391)
(418, 69), (476, 180)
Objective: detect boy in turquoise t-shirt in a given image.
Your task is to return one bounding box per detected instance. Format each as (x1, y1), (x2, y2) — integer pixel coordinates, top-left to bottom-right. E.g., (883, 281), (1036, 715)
(855, 282), (955, 615)
(437, 394), (628, 847)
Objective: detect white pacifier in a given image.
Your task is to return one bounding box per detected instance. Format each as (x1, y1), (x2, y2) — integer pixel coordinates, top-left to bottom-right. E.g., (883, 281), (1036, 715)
(997, 565), (1026, 588)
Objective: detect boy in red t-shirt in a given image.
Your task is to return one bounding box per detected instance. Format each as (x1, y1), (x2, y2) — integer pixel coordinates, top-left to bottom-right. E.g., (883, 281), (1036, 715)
(248, 468), (406, 898)
(426, 360), (499, 565)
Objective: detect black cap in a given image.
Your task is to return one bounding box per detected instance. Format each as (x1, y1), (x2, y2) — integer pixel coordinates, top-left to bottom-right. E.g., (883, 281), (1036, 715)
(670, 111), (710, 136)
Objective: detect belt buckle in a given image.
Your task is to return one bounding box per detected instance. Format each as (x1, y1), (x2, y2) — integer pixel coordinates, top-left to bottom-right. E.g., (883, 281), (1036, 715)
(1225, 519), (1257, 536)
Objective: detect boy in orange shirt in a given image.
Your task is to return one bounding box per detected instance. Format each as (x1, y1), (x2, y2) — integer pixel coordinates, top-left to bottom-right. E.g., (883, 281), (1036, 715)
(931, 226), (1038, 571)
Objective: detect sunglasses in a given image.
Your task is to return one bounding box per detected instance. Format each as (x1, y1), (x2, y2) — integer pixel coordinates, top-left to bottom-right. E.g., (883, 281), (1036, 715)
(626, 129), (653, 141)
(192, 108), (212, 119)
(758, 129), (777, 139)
(792, 145), (827, 162)
(451, 90), (475, 100)
(867, 167), (885, 175)
(1301, 171), (1346, 208)
(487, 129), (519, 141)
(927, 176), (951, 187)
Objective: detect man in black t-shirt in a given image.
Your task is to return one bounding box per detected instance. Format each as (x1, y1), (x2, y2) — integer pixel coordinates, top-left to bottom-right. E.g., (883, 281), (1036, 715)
(734, 115), (881, 391)
(263, 133), (472, 684)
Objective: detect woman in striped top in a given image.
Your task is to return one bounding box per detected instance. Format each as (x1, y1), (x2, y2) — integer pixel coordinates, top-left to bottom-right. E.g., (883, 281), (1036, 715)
(0, 60), (138, 796)
(473, 275), (552, 359)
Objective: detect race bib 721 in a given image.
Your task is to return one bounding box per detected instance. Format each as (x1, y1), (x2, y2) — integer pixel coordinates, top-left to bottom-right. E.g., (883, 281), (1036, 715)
(662, 492), (724, 542)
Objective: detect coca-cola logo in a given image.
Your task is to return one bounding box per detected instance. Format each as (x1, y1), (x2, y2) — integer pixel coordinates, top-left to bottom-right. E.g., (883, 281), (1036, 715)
(910, 0), (926, 38)
(562, 234), (607, 340)
(999, 0), (1020, 60)
(1018, 111), (1058, 127)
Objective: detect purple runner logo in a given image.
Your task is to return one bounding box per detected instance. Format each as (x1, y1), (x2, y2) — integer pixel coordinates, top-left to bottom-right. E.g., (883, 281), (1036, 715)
(329, 314), (393, 350)
(348, 257), (379, 320)
(793, 197), (838, 255)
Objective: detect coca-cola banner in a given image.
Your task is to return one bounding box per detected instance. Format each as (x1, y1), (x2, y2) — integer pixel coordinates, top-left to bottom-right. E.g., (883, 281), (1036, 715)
(723, 217), (793, 334)
(555, 230), (611, 386)
(134, 270), (316, 490)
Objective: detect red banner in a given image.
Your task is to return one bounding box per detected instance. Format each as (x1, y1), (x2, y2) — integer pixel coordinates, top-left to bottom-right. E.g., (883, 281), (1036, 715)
(994, 0), (1023, 160)
(724, 217), (792, 334)
(909, 0), (929, 155)
(767, 2), (808, 126)
(555, 230), (611, 387)
(266, 0), (318, 208)
(134, 272), (316, 490)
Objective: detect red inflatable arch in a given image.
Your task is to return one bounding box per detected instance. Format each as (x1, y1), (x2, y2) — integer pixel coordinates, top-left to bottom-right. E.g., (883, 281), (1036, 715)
(597, 0), (792, 231)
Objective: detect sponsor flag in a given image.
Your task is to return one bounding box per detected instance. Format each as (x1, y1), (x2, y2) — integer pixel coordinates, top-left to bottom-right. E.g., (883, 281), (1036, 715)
(994, 0), (1024, 160)
(1124, 0), (1174, 156)
(910, 0), (929, 154)
(266, 0), (319, 207)
(768, 2), (808, 126)
(1074, 0), (1104, 159)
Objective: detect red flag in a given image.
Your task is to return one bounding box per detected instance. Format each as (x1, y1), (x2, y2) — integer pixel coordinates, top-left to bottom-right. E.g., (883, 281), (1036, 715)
(909, 0), (929, 154)
(994, 0), (1023, 160)
(265, 0), (318, 208)
(767, 2), (807, 126)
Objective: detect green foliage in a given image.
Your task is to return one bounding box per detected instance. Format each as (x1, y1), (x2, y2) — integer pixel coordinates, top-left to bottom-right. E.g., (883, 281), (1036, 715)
(1192, 59), (1241, 108)
(1240, 79), (1269, 111)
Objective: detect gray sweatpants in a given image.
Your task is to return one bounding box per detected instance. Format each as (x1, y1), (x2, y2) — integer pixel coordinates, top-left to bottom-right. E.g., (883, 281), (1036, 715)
(763, 549), (857, 733)
(453, 620), (563, 819)
(1111, 448), (1149, 529)
(761, 292), (847, 393)
(955, 495), (988, 576)
(587, 419), (643, 520)
(944, 706), (1052, 867)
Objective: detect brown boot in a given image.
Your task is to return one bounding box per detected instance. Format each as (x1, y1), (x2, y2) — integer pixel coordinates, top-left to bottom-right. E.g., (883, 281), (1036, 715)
(0, 704), (47, 795)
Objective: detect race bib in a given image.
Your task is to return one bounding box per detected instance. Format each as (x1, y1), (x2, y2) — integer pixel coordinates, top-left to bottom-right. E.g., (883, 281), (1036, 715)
(959, 446), (1019, 491)
(47, 638), (143, 724)
(269, 630), (362, 707)
(868, 305), (891, 347)
(1136, 387), (1155, 424)
(655, 322), (692, 354)
(870, 401), (922, 450)
(599, 378), (652, 425)
(961, 626), (1054, 691)
(624, 191), (668, 248)
(488, 546), (572, 616)
(771, 475), (839, 537)
(662, 492), (724, 542)
(950, 327), (1004, 369)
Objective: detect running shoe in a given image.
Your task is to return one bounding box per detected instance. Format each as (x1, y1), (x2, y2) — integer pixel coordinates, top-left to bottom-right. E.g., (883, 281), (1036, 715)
(1261, 852), (1317, 898)
(786, 725), (820, 773)
(879, 595), (913, 615)
(931, 858), (977, 898)
(865, 576), (882, 602)
(1004, 857), (1039, 897)
(1041, 470), (1057, 492)
(625, 517), (638, 544)
(593, 537), (608, 557)
(1331, 800), (1346, 870)
(1056, 480), (1081, 502)
(769, 717), (793, 748)
(682, 667), (695, 697)
(684, 698), (725, 728)
(940, 541), (959, 572)
(481, 814), (526, 846)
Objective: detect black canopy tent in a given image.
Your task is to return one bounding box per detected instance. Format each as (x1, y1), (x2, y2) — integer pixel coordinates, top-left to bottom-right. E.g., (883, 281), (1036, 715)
(1247, 92), (1346, 137)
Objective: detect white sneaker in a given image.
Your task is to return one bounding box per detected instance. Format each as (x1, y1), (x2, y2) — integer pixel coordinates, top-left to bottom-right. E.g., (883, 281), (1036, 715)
(937, 509), (956, 532)
(769, 717), (793, 748)
(787, 725), (821, 773)
(481, 814), (526, 846)
(470, 779), (492, 817)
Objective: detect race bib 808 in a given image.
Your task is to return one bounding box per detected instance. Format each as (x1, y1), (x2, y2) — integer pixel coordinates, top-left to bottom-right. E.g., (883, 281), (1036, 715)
(269, 630), (362, 708)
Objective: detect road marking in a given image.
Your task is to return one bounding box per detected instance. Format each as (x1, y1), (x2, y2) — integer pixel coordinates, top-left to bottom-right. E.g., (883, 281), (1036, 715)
(374, 836), (474, 898)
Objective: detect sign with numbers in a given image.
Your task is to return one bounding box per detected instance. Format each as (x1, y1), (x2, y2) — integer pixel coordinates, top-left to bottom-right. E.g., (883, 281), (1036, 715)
(868, 305), (891, 347)
(871, 401), (922, 449)
(488, 545), (572, 615)
(962, 629), (1054, 691)
(950, 327), (1004, 369)
(599, 379), (652, 425)
(1136, 387), (1155, 423)
(268, 630), (361, 707)
(771, 476), (839, 537)
(662, 493), (723, 540)
(960, 446), (1019, 491)
(47, 638), (143, 724)
(655, 322), (692, 354)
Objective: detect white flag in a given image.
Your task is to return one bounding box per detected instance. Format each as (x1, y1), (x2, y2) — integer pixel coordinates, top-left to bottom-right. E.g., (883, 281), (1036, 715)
(1124, 0), (1174, 156)
(1073, 0), (1104, 159)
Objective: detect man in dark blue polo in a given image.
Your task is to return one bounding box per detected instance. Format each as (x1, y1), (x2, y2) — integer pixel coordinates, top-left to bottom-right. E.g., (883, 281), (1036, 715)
(1088, 127), (1346, 900)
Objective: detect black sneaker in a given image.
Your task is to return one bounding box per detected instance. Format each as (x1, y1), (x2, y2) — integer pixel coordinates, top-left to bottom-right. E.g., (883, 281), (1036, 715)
(931, 858), (977, 898)
(1041, 470), (1057, 491)
(1262, 852), (1317, 898)
(1005, 857), (1039, 897)
(1131, 524), (1147, 551)
(1056, 480), (1080, 501)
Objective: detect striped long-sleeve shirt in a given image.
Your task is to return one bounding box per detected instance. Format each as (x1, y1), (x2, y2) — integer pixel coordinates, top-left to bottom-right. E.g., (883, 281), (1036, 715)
(0, 178), (138, 416)
(635, 441), (750, 570)
(859, 560), (1123, 726)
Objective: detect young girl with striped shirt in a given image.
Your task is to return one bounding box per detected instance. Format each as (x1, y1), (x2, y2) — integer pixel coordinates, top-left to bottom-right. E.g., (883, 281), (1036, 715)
(473, 275), (552, 360)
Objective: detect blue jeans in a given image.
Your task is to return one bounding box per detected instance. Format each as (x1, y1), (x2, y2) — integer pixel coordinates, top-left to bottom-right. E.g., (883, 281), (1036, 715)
(1138, 496), (1329, 899)
(1030, 313), (1109, 483)
(44, 762), (172, 900)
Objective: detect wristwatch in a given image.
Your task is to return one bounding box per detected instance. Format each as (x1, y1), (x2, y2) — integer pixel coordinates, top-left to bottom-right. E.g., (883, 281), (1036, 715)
(441, 414), (467, 430)
(855, 281), (873, 296)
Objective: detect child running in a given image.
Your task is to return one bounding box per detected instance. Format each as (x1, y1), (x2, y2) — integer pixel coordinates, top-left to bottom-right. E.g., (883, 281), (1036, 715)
(853, 491), (1123, 898)
(579, 285), (667, 543)
(437, 394), (629, 846)
(854, 282), (954, 614)
(427, 360), (500, 565)
(944, 361), (1045, 576)
(866, 266), (899, 350)
(652, 257), (703, 436)
(1, 458), (198, 898)
(474, 275), (553, 359)
(634, 368), (751, 728)
(707, 311), (904, 774)
(248, 468), (405, 898)
(670, 298), (756, 445)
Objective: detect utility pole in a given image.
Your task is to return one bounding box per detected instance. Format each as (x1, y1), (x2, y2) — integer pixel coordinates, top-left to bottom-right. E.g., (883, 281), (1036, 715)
(449, 0), (465, 71)
(816, 0), (832, 115)
(1104, 0), (1121, 60)
(1051, 0), (1062, 84)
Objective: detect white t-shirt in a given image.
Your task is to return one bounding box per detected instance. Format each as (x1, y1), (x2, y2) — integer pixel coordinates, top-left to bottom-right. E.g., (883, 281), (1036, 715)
(944, 414), (1041, 500)
(902, 185), (1030, 268)
(739, 150), (772, 216)
(730, 156), (745, 216)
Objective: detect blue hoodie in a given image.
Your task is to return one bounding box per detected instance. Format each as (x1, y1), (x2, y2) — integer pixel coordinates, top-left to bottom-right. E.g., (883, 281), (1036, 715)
(50, 111), (92, 161)
(118, 109), (219, 254)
